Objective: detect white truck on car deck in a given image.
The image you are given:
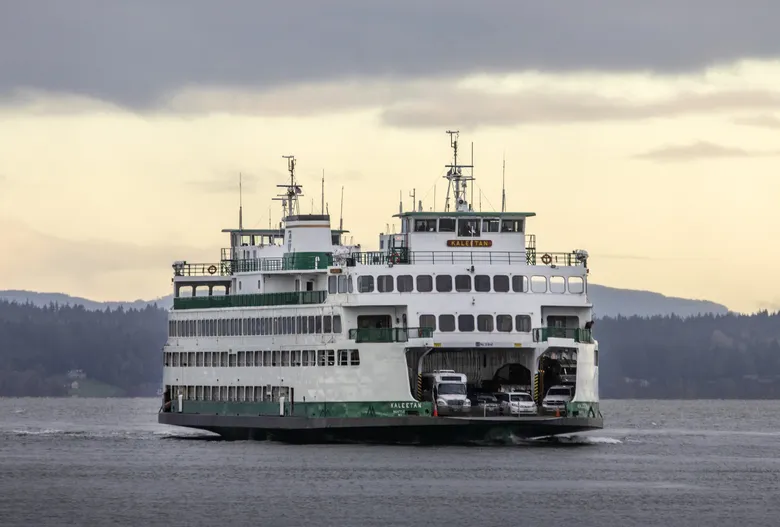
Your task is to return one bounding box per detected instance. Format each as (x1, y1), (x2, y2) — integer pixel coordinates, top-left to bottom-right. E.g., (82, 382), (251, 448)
(542, 385), (574, 414)
(421, 370), (471, 414)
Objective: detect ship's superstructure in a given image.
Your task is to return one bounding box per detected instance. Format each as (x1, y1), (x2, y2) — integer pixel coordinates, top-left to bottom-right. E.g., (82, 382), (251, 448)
(159, 132), (601, 443)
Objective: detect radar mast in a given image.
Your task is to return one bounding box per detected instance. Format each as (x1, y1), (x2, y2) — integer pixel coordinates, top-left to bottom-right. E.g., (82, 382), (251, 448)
(443, 130), (474, 212)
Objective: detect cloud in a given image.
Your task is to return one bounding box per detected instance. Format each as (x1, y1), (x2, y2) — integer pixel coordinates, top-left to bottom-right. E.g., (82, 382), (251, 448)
(4, 1), (780, 107)
(0, 217), (214, 288)
(633, 141), (780, 162)
(733, 114), (780, 129)
(185, 171), (261, 194)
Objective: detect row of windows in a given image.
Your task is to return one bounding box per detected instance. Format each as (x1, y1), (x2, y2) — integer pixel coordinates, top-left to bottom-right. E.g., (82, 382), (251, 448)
(420, 314), (533, 333)
(168, 384), (290, 402)
(170, 315), (343, 338)
(165, 349), (360, 367)
(412, 217), (524, 235)
(330, 274), (585, 294)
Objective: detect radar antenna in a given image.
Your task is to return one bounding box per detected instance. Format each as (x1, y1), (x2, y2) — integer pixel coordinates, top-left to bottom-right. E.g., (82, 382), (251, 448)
(443, 130), (474, 212)
(273, 155), (303, 220)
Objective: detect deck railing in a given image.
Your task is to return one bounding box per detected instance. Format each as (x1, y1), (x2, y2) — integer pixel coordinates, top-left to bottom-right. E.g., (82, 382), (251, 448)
(173, 290), (328, 310)
(227, 254), (334, 273)
(172, 262), (231, 277)
(347, 327), (434, 343)
(532, 327), (593, 343)
(349, 250), (585, 267)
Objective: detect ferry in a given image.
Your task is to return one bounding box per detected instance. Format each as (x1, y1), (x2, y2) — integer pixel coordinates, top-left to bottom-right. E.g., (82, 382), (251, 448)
(158, 131), (602, 444)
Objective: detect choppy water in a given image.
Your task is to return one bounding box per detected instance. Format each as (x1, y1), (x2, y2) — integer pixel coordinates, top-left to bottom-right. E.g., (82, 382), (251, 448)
(2, 398), (780, 526)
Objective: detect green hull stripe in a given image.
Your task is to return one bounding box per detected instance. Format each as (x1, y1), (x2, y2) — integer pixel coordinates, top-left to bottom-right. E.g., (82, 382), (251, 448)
(178, 400), (434, 418)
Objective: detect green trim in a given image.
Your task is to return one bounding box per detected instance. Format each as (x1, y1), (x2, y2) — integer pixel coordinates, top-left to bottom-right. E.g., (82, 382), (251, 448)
(533, 327), (593, 343)
(173, 290), (327, 310)
(282, 252), (333, 270)
(393, 211), (536, 218)
(565, 402), (600, 419)
(178, 400), (434, 418)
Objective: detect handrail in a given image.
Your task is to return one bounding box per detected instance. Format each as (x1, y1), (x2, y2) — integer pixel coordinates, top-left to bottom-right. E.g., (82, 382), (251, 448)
(348, 250), (584, 267)
(172, 262), (231, 277)
(532, 327), (593, 343)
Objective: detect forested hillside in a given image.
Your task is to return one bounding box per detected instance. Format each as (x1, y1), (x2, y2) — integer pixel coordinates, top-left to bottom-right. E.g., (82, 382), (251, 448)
(0, 300), (778, 398)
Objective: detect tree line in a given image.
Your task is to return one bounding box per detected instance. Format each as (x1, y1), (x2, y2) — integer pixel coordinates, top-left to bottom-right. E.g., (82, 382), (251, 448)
(0, 299), (778, 398)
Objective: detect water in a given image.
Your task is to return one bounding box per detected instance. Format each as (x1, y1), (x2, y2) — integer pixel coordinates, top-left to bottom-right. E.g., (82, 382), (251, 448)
(2, 398), (780, 526)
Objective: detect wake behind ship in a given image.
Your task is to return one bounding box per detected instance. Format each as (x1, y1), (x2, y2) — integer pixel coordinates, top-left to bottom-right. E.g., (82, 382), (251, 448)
(158, 131), (602, 444)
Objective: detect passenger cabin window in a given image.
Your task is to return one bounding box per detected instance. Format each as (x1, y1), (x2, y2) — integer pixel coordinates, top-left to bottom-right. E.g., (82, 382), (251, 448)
(493, 275), (510, 292)
(358, 276), (374, 292)
(501, 219), (524, 232)
(515, 315), (532, 332)
(420, 314), (436, 330)
(413, 275), (431, 292)
(458, 218), (480, 237)
(483, 219), (500, 232)
(477, 315), (494, 332)
(377, 275), (394, 293)
(458, 314), (474, 332)
(439, 218), (456, 232)
(455, 275), (471, 292)
(414, 219), (437, 232)
(435, 275), (453, 292)
(496, 315), (512, 332)
(568, 276), (585, 294)
(439, 314), (455, 332)
(512, 275), (528, 292)
(474, 275), (491, 292)
(397, 275), (413, 292)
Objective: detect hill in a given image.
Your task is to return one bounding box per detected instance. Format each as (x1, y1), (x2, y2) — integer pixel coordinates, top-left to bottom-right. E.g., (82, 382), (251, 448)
(0, 284), (730, 318)
(0, 299), (776, 398)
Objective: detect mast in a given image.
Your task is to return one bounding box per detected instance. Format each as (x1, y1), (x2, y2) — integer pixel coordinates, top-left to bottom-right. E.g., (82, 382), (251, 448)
(339, 185), (344, 231)
(443, 130), (474, 212)
(501, 153), (506, 213)
(274, 155), (303, 221)
(321, 169), (325, 214)
(238, 172), (244, 230)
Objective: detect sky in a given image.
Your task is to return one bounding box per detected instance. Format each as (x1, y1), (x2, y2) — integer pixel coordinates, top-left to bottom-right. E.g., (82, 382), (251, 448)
(1, 1), (779, 313)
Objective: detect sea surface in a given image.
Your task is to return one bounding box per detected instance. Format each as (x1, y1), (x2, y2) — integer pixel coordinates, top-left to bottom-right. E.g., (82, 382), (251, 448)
(2, 398), (780, 526)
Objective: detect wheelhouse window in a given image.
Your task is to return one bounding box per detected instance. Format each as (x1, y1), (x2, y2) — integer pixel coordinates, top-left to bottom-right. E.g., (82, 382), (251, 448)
(550, 276), (566, 294)
(458, 218), (480, 237)
(439, 218), (456, 232)
(568, 276), (585, 294)
(512, 275), (528, 292)
(414, 219), (437, 232)
(483, 219), (500, 232)
(501, 219), (524, 232)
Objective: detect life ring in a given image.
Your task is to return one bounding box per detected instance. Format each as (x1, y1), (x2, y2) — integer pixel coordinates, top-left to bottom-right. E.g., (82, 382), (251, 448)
(389, 252), (400, 264)
(207, 265), (217, 275)
(541, 253), (552, 265)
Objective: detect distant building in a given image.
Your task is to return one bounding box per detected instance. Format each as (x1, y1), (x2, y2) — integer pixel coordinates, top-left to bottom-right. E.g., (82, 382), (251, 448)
(67, 369), (86, 380)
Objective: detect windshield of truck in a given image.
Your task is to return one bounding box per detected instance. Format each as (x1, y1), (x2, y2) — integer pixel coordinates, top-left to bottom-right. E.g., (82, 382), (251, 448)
(437, 383), (466, 395)
(547, 388), (571, 397)
(510, 393), (533, 402)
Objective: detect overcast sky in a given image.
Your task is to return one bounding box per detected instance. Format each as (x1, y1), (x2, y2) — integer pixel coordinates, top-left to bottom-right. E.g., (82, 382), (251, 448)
(1, 1), (779, 312)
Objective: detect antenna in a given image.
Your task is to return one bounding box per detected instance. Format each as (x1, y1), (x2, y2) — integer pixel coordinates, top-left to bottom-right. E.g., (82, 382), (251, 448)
(501, 152), (506, 213)
(339, 185), (344, 231)
(479, 189), (482, 212)
(443, 130), (474, 212)
(409, 189), (416, 212)
(238, 172), (244, 231)
(399, 190), (403, 214)
(321, 169), (325, 215)
(274, 155), (303, 220)
(470, 141), (474, 211)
